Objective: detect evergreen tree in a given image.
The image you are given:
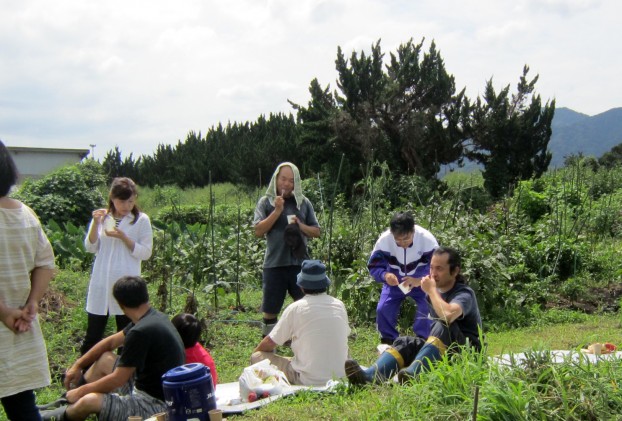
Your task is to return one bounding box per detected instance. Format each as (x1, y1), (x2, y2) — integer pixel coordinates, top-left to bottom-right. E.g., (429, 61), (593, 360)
(294, 38), (471, 190)
(290, 79), (342, 183)
(469, 66), (555, 198)
(101, 146), (141, 185)
(599, 143), (622, 168)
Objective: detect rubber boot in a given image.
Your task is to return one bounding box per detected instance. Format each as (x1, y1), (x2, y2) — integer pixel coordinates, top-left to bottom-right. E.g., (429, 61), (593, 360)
(261, 321), (277, 338)
(398, 342), (441, 383)
(40, 405), (67, 421)
(37, 395), (68, 410)
(346, 349), (402, 385)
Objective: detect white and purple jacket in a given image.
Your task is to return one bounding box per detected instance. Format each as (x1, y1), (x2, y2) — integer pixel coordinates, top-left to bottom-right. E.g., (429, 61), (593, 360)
(368, 226), (438, 283)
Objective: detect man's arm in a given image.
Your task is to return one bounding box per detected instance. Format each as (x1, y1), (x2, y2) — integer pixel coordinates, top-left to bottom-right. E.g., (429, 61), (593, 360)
(254, 211), (281, 237)
(297, 221), (320, 238)
(368, 250), (394, 284)
(254, 197), (284, 237)
(64, 331), (126, 389)
(421, 276), (463, 324)
(66, 366), (135, 403)
(254, 335), (278, 353)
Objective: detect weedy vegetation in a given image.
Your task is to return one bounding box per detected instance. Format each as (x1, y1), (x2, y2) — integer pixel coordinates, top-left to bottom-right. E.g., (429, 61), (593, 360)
(3, 158), (622, 420)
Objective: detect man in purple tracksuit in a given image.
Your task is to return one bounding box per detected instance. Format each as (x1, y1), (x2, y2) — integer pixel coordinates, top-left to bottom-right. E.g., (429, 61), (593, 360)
(368, 212), (438, 344)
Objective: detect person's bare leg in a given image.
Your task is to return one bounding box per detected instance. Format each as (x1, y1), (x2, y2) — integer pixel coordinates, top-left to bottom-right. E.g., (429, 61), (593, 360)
(65, 393), (105, 421)
(84, 351), (117, 383)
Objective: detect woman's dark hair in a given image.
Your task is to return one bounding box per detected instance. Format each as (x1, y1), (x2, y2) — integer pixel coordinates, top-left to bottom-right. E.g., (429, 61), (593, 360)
(0, 140), (18, 197)
(172, 313), (202, 348)
(112, 276), (149, 308)
(389, 212), (415, 236)
(108, 177), (140, 224)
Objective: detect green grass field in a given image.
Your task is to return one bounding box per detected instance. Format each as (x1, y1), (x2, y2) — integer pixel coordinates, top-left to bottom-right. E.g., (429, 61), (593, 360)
(2, 268), (620, 420)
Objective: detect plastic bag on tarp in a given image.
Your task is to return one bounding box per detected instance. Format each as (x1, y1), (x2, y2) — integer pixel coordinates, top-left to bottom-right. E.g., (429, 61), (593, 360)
(238, 359), (290, 401)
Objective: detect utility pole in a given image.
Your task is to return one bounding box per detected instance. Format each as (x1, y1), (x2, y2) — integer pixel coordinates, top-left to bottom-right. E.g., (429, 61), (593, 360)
(89, 144), (96, 160)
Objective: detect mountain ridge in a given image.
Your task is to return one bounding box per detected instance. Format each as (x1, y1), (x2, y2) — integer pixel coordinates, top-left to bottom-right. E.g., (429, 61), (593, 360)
(549, 107), (622, 167)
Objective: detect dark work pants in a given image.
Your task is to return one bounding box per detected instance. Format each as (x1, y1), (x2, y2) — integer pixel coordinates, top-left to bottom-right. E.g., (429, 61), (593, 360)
(393, 320), (479, 366)
(80, 312), (131, 355)
(1, 389), (41, 421)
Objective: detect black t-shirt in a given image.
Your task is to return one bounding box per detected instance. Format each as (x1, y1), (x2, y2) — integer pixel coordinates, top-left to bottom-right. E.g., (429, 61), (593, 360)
(119, 308), (185, 401)
(428, 282), (482, 344)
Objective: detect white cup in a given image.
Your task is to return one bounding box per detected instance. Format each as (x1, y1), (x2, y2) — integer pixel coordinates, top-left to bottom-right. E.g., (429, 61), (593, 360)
(590, 343), (603, 355)
(287, 215), (296, 224)
(398, 282), (412, 295)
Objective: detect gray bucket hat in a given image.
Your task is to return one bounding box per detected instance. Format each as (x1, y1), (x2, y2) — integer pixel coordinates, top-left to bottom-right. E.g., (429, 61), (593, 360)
(296, 260), (330, 289)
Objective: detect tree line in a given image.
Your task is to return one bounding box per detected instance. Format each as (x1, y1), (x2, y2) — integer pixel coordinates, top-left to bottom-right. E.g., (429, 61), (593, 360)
(103, 38), (555, 198)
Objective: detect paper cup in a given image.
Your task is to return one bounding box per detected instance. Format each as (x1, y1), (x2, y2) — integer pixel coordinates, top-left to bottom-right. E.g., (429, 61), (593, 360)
(590, 343), (603, 355)
(398, 282), (412, 295)
(287, 215), (296, 224)
(103, 216), (116, 232)
(208, 409), (223, 421)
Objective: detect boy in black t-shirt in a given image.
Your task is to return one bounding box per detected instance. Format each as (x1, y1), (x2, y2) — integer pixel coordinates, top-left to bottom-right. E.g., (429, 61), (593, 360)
(40, 276), (185, 421)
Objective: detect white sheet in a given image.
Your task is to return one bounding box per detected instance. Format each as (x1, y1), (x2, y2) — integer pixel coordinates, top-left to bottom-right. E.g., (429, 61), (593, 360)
(493, 350), (622, 367)
(215, 381), (335, 414)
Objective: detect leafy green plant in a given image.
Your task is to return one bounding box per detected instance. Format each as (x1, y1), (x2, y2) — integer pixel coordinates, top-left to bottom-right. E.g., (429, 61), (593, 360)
(44, 220), (92, 271)
(13, 160), (106, 226)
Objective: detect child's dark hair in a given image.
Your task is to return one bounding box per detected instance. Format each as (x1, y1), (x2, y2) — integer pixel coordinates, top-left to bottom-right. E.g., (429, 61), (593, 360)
(172, 313), (201, 348)
(108, 177), (140, 224)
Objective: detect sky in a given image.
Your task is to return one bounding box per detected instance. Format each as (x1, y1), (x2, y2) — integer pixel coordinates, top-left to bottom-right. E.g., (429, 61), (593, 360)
(1, 0), (620, 160)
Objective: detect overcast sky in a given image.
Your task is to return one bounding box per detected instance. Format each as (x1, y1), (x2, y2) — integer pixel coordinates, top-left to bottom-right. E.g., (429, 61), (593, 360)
(1, 0), (619, 160)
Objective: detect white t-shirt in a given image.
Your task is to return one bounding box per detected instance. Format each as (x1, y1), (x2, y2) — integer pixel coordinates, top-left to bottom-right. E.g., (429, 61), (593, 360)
(84, 212), (152, 315)
(270, 293), (351, 386)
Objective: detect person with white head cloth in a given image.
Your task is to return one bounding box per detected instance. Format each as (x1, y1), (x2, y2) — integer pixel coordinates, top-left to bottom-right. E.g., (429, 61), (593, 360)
(253, 162), (320, 338)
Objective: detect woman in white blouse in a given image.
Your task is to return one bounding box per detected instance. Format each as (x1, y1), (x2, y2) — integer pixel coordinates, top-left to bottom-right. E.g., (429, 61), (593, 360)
(81, 177), (153, 355)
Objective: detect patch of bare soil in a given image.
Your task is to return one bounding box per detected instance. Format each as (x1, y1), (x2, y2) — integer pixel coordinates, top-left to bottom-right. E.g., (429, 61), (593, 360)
(546, 283), (622, 313)
(39, 289), (76, 323)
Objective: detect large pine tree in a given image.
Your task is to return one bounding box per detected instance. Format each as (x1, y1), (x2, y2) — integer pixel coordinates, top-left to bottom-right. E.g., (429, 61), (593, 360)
(468, 66), (555, 198)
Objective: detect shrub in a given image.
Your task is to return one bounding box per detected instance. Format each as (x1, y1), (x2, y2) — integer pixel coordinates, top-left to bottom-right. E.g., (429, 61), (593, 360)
(44, 220), (92, 271)
(13, 160), (106, 226)
(157, 204), (211, 225)
(513, 180), (550, 222)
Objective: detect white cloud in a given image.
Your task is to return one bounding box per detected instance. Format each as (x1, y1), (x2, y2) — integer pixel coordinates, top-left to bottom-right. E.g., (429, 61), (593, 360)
(1, 0), (620, 159)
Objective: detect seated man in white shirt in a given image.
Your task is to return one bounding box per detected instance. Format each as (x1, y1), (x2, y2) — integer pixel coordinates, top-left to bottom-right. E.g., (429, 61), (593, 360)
(250, 260), (351, 386)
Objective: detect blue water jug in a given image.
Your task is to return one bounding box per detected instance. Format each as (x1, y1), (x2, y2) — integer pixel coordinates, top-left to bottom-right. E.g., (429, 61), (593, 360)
(162, 363), (216, 421)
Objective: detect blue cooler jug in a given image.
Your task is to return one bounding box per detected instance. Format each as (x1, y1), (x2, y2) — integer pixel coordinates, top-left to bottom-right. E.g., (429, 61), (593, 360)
(162, 363), (216, 421)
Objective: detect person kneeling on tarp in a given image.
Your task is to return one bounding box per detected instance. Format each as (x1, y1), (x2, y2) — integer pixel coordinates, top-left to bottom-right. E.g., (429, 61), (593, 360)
(345, 247), (482, 384)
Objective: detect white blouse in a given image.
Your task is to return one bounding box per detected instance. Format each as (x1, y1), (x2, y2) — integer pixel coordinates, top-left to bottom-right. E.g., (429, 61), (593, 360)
(84, 212), (153, 315)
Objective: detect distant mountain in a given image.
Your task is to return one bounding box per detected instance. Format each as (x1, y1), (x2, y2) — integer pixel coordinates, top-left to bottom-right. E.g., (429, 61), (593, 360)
(549, 107), (622, 167)
(442, 106), (622, 175)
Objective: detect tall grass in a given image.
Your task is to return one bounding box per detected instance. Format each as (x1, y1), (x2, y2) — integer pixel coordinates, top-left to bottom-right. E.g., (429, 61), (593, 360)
(8, 268), (620, 421)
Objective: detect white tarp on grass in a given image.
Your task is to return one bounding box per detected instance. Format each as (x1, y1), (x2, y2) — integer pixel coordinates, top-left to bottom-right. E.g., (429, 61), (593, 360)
(493, 349), (622, 367)
(215, 381), (336, 414)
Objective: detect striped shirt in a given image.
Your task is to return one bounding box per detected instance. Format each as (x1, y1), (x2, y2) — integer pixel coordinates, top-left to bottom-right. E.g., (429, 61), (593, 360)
(0, 203), (55, 398)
